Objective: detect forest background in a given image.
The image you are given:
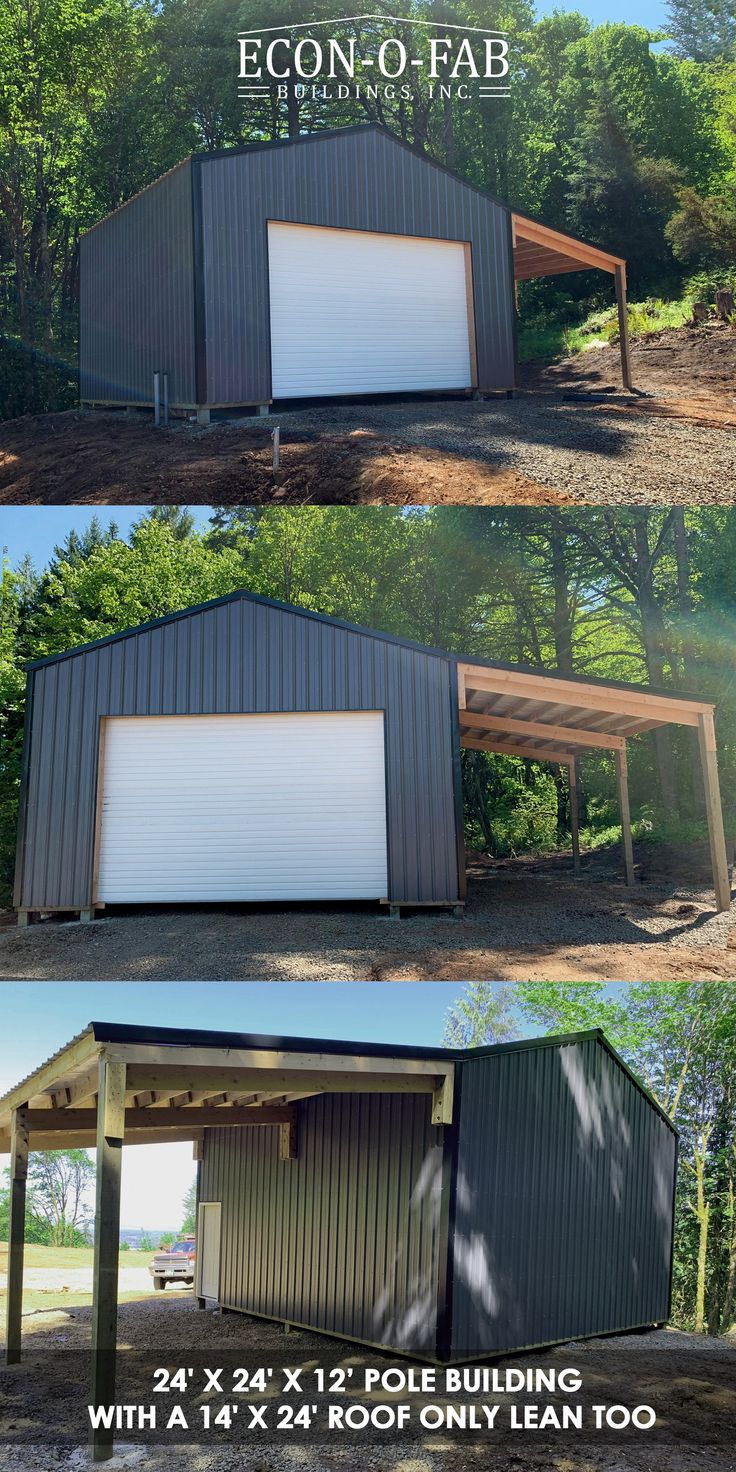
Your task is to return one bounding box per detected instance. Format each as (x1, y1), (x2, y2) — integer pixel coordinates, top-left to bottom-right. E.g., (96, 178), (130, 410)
(2, 503), (735, 906)
(0, 0), (735, 416)
(444, 980), (736, 1343)
(1, 980), (734, 1341)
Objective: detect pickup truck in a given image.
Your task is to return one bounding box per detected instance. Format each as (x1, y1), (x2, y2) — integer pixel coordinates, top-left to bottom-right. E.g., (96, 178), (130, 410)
(149, 1235), (196, 1290)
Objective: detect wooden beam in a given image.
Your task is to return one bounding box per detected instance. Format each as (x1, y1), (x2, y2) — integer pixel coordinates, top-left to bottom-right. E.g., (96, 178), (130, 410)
(23, 1106), (295, 1132)
(45, 1067), (99, 1112)
(697, 711), (732, 913)
(614, 263), (633, 391)
(615, 746), (635, 887)
(511, 214), (624, 274)
(432, 1069), (454, 1126)
(0, 1031), (99, 1119)
(279, 1119), (297, 1160)
(461, 735), (576, 765)
(90, 1058), (126, 1463)
(103, 1044), (447, 1080)
(568, 759), (581, 876)
(5, 1106), (29, 1366)
(122, 1066), (445, 1099)
(9, 1127), (207, 1151)
(457, 663), (708, 728)
(460, 709), (625, 751)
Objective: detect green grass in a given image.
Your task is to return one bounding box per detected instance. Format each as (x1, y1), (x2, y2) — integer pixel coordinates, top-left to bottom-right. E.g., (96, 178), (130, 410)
(0, 1286), (160, 1315)
(0, 1241), (152, 1271)
(519, 294), (696, 364)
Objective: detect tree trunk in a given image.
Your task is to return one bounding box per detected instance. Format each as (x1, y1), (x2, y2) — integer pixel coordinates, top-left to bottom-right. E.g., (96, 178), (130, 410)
(693, 1137), (710, 1334)
(632, 513), (679, 815)
(672, 508), (704, 818)
(548, 514), (586, 831)
(721, 1174), (736, 1331)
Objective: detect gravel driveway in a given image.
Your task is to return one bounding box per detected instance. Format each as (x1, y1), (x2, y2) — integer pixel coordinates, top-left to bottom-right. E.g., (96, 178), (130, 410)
(267, 395), (736, 502)
(2, 853), (734, 981)
(1, 1295), (734, 1471)
(0, 1268), (152, 1294)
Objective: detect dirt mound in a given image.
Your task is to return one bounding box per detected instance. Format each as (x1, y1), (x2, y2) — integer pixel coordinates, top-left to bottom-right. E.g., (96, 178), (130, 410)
(519, 319), (736, 426)
(0, 411), (558, 504)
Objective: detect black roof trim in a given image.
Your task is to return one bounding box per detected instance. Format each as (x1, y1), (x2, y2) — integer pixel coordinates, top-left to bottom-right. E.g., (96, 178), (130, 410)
(0, 1021), (675, 1136)
(25, 587), (709, 706)
(26, 588), (454, 670)
(85, 1022), (674, 1134)
(197, 123), (623, 266)
(85, 123), (622, 269)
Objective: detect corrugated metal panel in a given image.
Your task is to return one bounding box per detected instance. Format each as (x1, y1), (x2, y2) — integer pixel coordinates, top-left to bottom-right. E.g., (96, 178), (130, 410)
(96, 711), (388, 901)
(79, 160), (196, 406)
(16, 596), (459, 909)
(267, 222), (472, 395)
(450, 1037), (676, 1358)
(200, 128), (515, 403)
(200, 1091), (445, 1356)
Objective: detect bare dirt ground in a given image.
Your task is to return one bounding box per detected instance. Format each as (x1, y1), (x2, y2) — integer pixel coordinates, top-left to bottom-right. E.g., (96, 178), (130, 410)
(1, 843), (734, 982)
(1, 324), (733, 504)
(0, 1294), (734, 1471)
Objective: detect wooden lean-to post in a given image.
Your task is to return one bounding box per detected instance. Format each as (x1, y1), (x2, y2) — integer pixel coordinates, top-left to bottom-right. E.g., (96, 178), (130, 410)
(90, 1056), (126, 1462)
(5, 1105), (29, 1365)
(615, 745), (635, 887)
(697, 711), (731, 913)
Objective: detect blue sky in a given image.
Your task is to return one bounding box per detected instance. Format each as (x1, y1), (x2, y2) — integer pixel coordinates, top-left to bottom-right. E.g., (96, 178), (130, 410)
(0, 507), (212, 574)
(0, 982), (490, 1226)
(1, 982), (623, 1227)
(0, 982), (479, 1096)
(536, 0), (669, 29)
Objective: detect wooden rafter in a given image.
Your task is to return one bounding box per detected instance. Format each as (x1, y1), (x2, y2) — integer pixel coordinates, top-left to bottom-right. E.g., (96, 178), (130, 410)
(456, 661), (730, 913)
(459, 709), (625, 751)
(511, 214), (625, 280)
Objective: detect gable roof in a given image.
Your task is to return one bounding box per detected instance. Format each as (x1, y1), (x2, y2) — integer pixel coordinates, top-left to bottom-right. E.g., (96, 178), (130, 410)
(82, 123), (624, 270)
(0, 1021), (675, 1134)
(25, 585), (712, 710)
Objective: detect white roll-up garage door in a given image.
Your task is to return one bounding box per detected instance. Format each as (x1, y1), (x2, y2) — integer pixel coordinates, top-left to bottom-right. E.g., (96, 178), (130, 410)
(268, 221), (473, 397)
(96, 712), (388, 902)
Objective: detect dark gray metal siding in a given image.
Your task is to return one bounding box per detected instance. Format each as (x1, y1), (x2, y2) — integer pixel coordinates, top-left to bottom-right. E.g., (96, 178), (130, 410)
(79, 160), (196, 406)
(200, 1092), (445, 1356)
(16, 596), (460, 909)
(450, 1038), (676, 1358)
(199, 128), (516, 403)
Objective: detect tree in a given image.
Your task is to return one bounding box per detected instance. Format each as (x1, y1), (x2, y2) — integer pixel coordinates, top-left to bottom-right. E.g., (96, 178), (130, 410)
(442, 980), (736, 1335)
(26, 1150), (95, 1246)
(666, 186), (736, 268)
(443, 981), (518, 1047)
(516, 981), (736, 1335)
(180, 1179), (197, 1234)
(666, 0), (736, 61)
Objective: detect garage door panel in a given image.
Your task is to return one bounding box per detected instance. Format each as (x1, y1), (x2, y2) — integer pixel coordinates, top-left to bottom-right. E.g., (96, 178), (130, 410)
(268, 222), (473, 397)
(96, 712), (388, 902)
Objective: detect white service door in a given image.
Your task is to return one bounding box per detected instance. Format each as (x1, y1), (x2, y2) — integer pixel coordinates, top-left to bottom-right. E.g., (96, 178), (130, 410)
(96, 711), (388, 903)
(196, 1202), (221, 1302)
(268, 221), (473, 397)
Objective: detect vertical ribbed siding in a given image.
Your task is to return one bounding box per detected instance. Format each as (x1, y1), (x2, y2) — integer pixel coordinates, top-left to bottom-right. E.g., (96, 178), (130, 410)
(450, 1038), (677, 1358)
(79, 159), (196, 406)
(17, 596), (460, 909)
(200, 1092), (445, 1356)
(200, 128), (515, 404)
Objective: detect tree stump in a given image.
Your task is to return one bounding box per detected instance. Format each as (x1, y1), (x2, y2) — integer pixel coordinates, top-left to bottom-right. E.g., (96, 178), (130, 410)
(691, 301), (709, 324)
(715, 288), (735, 323)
